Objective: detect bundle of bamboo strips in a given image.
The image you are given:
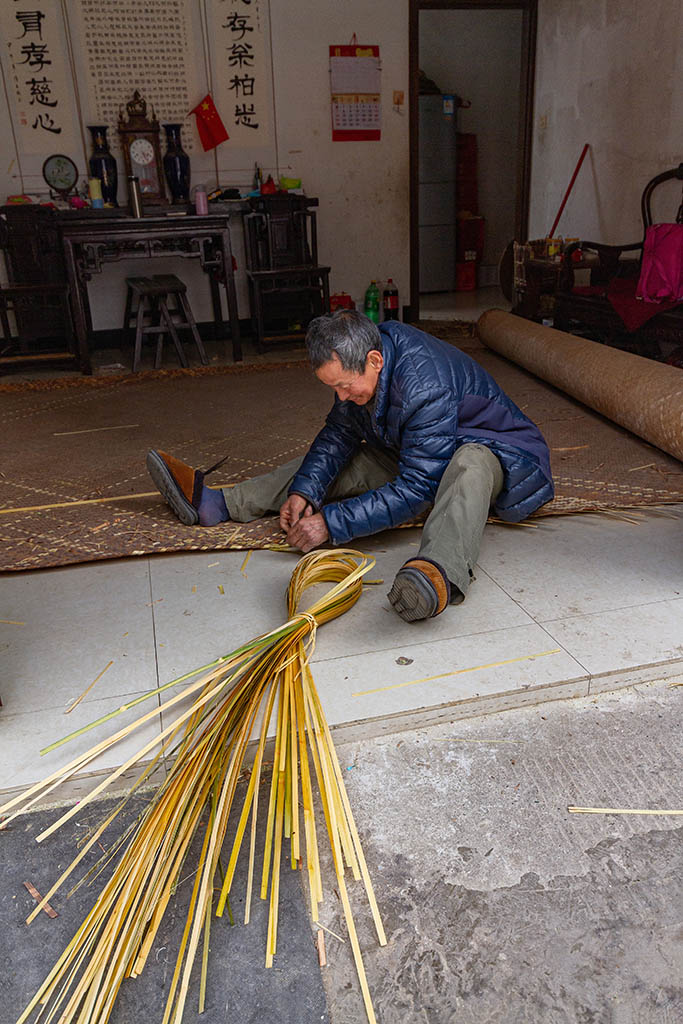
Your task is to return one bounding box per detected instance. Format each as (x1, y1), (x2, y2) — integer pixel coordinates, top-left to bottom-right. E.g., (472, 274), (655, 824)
(0, 549), (386, 1024)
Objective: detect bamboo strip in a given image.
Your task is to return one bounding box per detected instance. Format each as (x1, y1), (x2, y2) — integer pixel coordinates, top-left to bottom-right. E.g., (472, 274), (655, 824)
(199, 895), (211, 1013)
(568, 806), (683, 815)
(172, 714), (254, 1023)
(308, 669), (386, 946)
(0, 483), (238, 516)
(289, 667), (300, 869)
(352, 648), (562, 697)
(294, 651), (321, 918)
(315, 921), (346, 943)
(64, 660), (113, 714)
(216, 682), (278, 915)
(260, 676), (285, 902)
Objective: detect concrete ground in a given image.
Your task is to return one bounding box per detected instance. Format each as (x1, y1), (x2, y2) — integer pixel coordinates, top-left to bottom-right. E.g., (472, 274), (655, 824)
(318, 678), (683, 1024)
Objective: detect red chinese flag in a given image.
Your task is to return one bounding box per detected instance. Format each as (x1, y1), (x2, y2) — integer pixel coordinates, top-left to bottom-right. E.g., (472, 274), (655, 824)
(190, 94), (229, 151)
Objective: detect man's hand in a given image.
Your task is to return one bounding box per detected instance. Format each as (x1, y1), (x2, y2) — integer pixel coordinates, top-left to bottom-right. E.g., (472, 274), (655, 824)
(287, 512), (329, 553)
(279, 494), (312, 531)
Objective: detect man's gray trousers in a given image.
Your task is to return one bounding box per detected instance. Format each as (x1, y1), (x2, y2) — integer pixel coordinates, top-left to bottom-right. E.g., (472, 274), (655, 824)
(222, 442), (504, 596)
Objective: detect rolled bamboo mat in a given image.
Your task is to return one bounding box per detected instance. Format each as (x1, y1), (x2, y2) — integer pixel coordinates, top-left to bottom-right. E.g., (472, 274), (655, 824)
(478, 310), (683, 462)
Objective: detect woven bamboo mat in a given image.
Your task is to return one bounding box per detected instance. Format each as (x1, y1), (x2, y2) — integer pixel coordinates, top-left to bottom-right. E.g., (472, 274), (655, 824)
(2, 321), (681, 572)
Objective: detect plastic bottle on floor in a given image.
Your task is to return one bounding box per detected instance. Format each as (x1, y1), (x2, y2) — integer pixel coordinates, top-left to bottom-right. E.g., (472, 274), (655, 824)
(363, 280), (380, 323)
(382, 278), (399, 320)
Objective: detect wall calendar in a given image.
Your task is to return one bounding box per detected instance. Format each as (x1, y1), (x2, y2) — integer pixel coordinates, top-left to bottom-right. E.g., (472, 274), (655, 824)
(329, 44), (381, 142)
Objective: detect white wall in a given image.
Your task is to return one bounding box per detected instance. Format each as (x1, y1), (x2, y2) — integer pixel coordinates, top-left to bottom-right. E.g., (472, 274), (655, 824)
(530, 0), (683, 243)
(419, 8), (523, 269)
(270, 2), (410, 313)
(0, 1), (410, 329)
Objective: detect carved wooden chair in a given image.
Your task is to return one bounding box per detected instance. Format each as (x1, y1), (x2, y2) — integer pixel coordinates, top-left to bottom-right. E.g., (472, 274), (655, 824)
(243, 195), (331, 352)
(554, 163), (683, 357)
(0, 206), (76, 373)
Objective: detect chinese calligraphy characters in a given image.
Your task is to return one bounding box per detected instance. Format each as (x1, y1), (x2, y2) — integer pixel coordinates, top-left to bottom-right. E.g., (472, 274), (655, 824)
(71, 0), (199, 154)
(223, 1), (260, 131)
(13, 6), (62, 133)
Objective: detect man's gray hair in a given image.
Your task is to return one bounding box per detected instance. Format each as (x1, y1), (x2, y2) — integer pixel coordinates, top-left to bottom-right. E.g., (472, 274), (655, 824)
(306, 309), (382, 373)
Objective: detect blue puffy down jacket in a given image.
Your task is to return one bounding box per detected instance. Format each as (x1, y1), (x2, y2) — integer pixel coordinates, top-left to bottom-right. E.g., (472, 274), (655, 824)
(289, 322), (554, 544)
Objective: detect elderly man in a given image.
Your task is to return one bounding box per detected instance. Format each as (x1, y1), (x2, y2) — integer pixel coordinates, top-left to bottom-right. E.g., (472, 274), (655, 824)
(147, 310), (553, 622)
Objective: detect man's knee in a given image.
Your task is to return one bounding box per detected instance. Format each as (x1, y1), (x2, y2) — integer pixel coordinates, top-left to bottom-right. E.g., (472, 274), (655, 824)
(446, 443), (504, 497)
(328, 448), (397, 500)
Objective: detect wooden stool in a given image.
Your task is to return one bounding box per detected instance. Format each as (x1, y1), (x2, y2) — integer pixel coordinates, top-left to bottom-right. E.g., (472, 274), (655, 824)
(123, 274), (208, 372)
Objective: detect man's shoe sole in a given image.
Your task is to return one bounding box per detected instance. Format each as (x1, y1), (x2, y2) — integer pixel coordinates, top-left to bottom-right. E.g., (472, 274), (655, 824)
(387, 568), (438, 622)
(146, 450), (199, 526)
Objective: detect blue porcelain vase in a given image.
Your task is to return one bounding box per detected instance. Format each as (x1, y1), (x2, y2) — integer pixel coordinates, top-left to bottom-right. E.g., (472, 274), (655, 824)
(163, 123), (191, 204)
(87, 125), (118, 207)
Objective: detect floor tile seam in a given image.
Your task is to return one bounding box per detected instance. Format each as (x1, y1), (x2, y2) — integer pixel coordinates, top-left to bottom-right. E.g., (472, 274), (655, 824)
(146, 557), (165, 739)
(477, 567), (683, 670)
(147, 568), (191, 777)
(146, 605), (175, 778)
(308, 617), (550, 667)
(475, 565), (590, 676)
(0, 688), (164, 722)
(535, 594), (683, 626)
(530, 617), (593, 680)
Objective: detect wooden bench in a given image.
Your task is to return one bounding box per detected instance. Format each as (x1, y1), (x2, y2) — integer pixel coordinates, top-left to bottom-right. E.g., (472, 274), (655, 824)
(123, 274), (208, 372)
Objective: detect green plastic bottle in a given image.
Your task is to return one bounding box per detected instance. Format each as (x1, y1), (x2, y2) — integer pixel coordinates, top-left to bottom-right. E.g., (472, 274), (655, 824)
(363, 280), (380, 323)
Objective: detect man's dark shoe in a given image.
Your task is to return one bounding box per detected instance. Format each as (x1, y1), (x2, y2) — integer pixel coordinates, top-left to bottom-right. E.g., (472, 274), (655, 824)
(387, 557), (451, 622)
(146, 449), (204, 525)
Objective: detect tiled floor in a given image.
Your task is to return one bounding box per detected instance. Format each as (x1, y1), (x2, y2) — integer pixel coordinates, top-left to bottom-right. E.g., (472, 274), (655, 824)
(419, 286), (510, 320)
(2, 506), (681, 798)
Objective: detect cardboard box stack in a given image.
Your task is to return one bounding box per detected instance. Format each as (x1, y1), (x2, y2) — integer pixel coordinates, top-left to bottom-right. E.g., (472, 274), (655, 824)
(455, 133), (485, 291)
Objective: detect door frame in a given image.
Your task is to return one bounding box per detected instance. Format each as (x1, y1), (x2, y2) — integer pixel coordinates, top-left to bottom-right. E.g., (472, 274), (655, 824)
(407, 0), (538, 319)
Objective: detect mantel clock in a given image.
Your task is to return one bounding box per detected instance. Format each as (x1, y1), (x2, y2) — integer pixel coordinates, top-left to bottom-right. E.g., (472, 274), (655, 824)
(117, 91), (166, 204)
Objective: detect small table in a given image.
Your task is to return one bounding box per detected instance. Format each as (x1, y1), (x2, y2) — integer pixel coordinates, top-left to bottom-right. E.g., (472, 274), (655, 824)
(60, 209), (243, 373)
(511, 257), (565, 320)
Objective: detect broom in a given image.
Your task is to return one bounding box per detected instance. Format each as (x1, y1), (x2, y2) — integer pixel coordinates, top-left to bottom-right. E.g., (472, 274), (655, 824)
(0, 548), (386, 1024)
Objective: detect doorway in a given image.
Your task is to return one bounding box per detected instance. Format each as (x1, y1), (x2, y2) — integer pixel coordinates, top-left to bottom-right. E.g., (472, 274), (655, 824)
(408, 0), (537, 319)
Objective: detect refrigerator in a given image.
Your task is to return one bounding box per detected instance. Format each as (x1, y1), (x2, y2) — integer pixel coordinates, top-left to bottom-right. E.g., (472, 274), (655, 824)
(418, 94), (457, 293)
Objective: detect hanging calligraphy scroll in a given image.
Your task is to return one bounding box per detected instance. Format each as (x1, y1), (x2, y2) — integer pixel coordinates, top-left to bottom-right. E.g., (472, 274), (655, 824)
(329, 44), (381, 142)
(207, 0), (273, 149)
(68, 0), (203, 154)
(0, 0), (80, 158)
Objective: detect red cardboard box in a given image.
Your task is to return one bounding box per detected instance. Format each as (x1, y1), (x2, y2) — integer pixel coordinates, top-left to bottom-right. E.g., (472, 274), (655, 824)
(456, 133), (478, 214)
(456, 215), (485, 262)
(455, 261), (477, 291)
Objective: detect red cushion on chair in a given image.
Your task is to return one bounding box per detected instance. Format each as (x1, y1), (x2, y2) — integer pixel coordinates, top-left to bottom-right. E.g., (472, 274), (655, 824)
(572, 285), (607, 297)
(607, 277), (682, 331)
